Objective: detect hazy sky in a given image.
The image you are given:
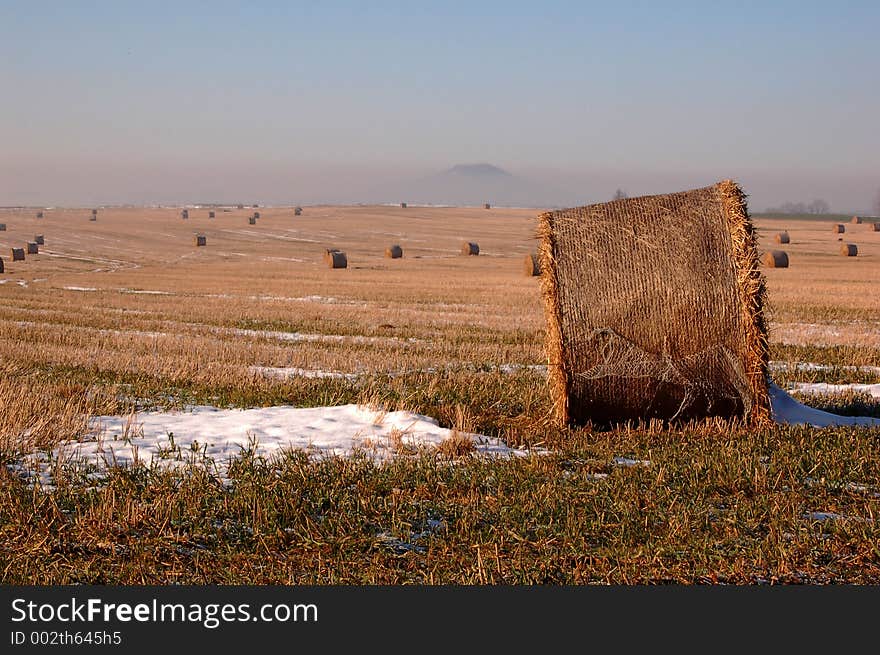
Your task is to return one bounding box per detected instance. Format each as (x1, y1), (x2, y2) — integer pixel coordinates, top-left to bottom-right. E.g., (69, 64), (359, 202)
(1, 1), (878, 211)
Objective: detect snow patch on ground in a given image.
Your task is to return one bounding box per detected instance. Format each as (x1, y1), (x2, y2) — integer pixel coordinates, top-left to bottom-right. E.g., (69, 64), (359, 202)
(770, 383), (879, 427)
(790, 382), (880, 399)
(249, 366), (359, 381)
(62, 286), (98, 292)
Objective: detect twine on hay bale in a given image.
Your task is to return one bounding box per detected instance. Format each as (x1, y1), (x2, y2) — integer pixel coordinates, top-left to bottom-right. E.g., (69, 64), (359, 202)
(327, 250), (348, 269)
(851, 216), (862, 224)
(26, 242), (38, 255)
(524, 253), (540, 276)
(773, 231), (790, 244)
(461, 242), (480, 256)
(294, 207), (302, 216)
(11, 248), (25, 261)
(34, 235), (44, 245)
(538, 180), (770, 428)
(385, 244), (403, 259)
(194, 234), (206, 247)
(840, 243), (858, 257)
(762, 250), (788, 268)
(832, 223), (845, 234)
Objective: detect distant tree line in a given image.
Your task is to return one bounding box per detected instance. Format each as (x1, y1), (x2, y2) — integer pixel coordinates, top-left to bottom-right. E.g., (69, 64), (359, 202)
(765, 199), (831, 214)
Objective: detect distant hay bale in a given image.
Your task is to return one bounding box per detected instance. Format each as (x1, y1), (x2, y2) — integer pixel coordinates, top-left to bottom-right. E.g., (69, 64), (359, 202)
(194, 234), (206, 247)
(181, 209), (189, 219)
(323, 248), (341, 265)
(840, 243), (858, 257)
(208, 211), (215, 218)
(12, 248), (25, 261)
(483, 203), (491, 209)
(832, 223), (845, 234)
(248, 216), (257, 225)
(851, 215), (862, 224)
(26, 242), (38, 255)
(762, 250), (788, 268)
(871, 222), (880, 232)
(253, 212), (260, 219)
(0, 223), (6, 231)
(538, 180), (770, 428)
(294, 207), (302, 216)
(36, 211), (43, 218)
(92, 209), (98, 216)
(89, 216), (97, 221)
(236, 204), (244, 210)
(400, 202), (407, 208)
(252, 204), (259, 208)
(385, 244), (403, 259)
(773, 231), (790, 244)
(461, 242), (480, 256)
(34, 235), (44, 245)
(524, 253), (541, 276)
(327, 250), (348, 269)
(0, 257), (3, 273)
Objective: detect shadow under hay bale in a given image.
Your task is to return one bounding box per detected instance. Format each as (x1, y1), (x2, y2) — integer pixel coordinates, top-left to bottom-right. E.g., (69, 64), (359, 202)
(327, 250), (348, 269)
(524, 253), (541, 276)
(773, 231), (790, 244)
(11, 248), (25, 262)
(762, 250), (788, 268)
(194, 234), (206, 247)
(840, 243), (858, 257)
(34, 235), (44, 245)
(385, 244), (403, 259)
(26, 242), (38, 255)
(538, 180), (770, 428)
(461, 242), (480, 256)
(294, 207), (302, 216)
(851, 216), (862, 224)
(832, 223), (845, 234)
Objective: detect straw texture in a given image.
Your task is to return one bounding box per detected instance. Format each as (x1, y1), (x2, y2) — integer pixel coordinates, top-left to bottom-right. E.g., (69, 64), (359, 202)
(538, 180), (770, 428)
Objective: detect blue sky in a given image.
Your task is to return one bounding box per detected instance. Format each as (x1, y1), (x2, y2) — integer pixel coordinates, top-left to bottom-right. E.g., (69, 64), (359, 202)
(1, 1), (878, 209)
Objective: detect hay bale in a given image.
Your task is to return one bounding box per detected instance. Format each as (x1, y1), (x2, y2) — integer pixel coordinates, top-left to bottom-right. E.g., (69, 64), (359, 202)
(327, 250), (347, 269)
(0, 223), (6, 231)
(524, 253), (541, 276)
(208, 211), (215, 218)
(92, 209), (98, 216)
(294, 206), (302, 216)
(34, 235), (44, 245)
(538, 180), (770, 428)
(36, 211), (43, 218)
(832, 223), (845, 234)
(181, 209), (189, 219)
(252, 204), (259, 208)
(484, 203), (491, 210)
(26, 242), (38, 255)
(840, 243), (858, 257)
(461, 242), (480, 256)
(400, 202), (407, 208)
(773, 231), (790, 244)
(851, 215), (862, 224)
(253, 212), (260, 219)
(194, 234), (206, 247)
(0, 257), (4, 273)
(323, 248), (341, 265)
(248, 216), (257, 225)
(236, 204), (244, 210)
(12, 248), (25, 261)
(871, 222), (880, 232)
(385, 244), (403, 259)
(762, 250), (788, 268)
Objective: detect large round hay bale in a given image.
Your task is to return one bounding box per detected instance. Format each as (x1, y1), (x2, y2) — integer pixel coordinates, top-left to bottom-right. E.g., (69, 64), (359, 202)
(248, 216), (257, 225)
(832, 223), (845, 234)
(12, 248), (25, 261)
(385, 244), (403, 259)
(34, 235), (44, 245)
(208, 210), (216, 218)
(524, 253), (541, 276)
(36, 211), (43, 218)
(851, 215), (862, 224)
(328, 251), (348, 269)
(26, 242), (38, 255)
(840, 243), (858, 257)
(194, 234), (206, 247)
(0, 223), (6, 231)
(461, 241), (480, 256)
(294, 206), (302, 216)
(538, 180), (770, 428)
(762, 250), (788, 268)
(773, 231), (790, 244)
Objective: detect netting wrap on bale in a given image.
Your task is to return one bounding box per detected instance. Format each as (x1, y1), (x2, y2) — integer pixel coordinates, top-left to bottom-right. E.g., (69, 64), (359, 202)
(538, 180), (770, 428)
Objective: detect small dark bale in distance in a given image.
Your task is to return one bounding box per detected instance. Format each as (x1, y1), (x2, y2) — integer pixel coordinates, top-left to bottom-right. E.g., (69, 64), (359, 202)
(773, 231), (790, 244)
(483, 203), (491, 209)
(36, 211), (44, 218)
(294, 206), (302, 216)
(236, 204), (244, 209)
(762, 250), (789, 268)
(840, 243), (858, 257)
(92, 209), (98, 216)
(461, 241), (480, 256)
(328, 251), (348, 269)
(400, 202), (407, 208)
(12, 248), (25, 261)
(181, 209), (189, 219)
(248, 216), (257, 225)
(208, 211), (215, 218)
(851, 216), (862, 224)
(253, 212), (260, 219)
(871, 222), (880, 232)
(26, 242), (38, 255)
(832, 223), (845, 234)
(0, 223), (6, 231)
(524, 253), (540, 276)
(252, 204), (259, 208)
(194, 235), (206, 247)
(385, 244), (403, 259)
(35, 235), (44, 245)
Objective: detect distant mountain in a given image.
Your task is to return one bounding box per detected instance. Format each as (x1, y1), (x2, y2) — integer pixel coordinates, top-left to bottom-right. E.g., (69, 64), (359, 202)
(366, 163), (577, 209)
